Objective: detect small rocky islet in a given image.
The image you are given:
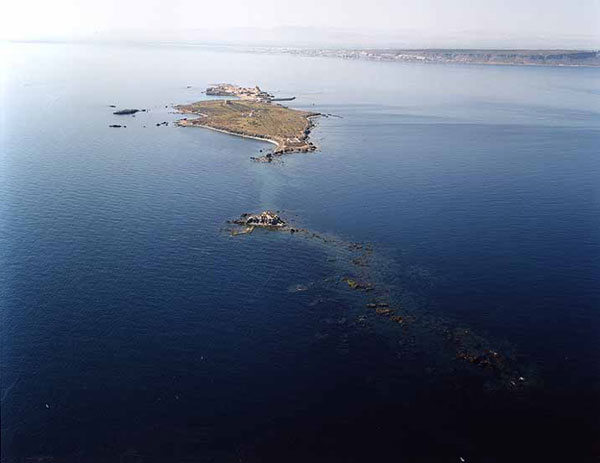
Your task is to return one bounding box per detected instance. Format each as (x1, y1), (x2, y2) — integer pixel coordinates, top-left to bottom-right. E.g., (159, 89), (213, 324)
(228, 211), (288, 235)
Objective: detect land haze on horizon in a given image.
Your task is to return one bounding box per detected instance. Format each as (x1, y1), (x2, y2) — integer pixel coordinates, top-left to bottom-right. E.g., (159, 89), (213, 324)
(6, 25), (600, 50)
(6, 20), (599, 68)
(7, 35), (599, 67)
(3, 0), (600, 49)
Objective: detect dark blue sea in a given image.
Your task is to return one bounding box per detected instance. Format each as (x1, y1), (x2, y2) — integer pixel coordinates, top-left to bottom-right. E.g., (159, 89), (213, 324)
(1, 42), (599, 462)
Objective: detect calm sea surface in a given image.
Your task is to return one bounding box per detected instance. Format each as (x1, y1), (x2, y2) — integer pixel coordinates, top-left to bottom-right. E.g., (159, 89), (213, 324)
(1, 42), (599, 462)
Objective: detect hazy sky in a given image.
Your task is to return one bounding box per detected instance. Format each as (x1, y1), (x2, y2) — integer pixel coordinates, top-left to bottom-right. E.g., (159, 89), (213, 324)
(2, 0), (599, 47)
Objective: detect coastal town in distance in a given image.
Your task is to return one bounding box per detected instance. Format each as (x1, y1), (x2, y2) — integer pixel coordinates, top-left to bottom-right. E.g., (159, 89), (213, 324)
(249, 47), (600, 67)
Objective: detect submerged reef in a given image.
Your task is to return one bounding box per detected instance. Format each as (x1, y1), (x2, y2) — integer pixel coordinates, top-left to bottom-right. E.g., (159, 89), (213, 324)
(225, 210), (535, 392)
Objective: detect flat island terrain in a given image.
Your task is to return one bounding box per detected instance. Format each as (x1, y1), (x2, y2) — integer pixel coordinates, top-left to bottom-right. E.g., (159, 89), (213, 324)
(175, 84), (319, 160)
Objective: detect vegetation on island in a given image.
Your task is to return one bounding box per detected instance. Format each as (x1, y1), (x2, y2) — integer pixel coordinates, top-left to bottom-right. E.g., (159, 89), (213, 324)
(175, 85), (319, 160)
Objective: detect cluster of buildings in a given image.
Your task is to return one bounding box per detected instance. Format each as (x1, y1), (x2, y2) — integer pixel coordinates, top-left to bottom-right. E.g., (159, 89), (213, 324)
(205, 84), (274, 102)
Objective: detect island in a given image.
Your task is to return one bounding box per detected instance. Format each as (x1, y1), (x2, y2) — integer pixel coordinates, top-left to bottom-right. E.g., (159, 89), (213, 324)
(175, 84), (319, 161)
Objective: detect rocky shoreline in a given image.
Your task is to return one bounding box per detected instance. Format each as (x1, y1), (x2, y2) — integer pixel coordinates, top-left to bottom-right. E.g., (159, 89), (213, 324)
(176, 116), (318, 160)
(250, 114), (319, 162)
(175, 84), (319, 161)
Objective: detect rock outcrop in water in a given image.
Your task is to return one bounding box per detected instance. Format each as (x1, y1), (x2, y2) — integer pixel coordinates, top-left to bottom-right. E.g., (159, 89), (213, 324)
(233, 211), (286, 228)
(113, 109), (140, 115)
(228, 211), (289, 234)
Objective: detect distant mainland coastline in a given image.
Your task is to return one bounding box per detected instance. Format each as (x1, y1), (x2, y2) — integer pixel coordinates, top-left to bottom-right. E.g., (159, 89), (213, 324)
(252, 48), (600, 67)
